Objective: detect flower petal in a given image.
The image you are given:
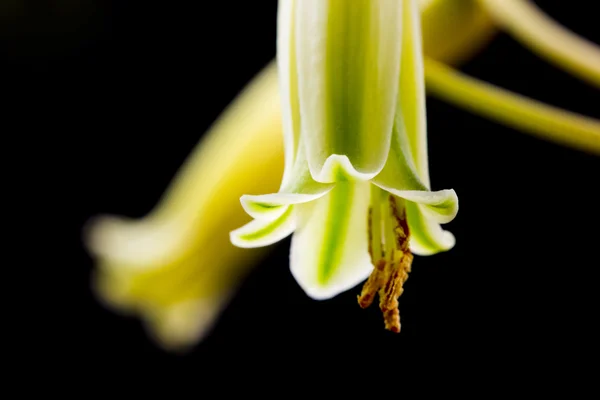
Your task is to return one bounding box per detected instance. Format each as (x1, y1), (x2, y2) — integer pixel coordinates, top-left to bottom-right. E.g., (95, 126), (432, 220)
(295, 0), (403, 182)
(90, 223), (268, 351)
(372, 0), (458, 225)
(373, 0), (429, 190)
(240, 140), (334, 221)
(372, 119), (458, 224)
(277, 0), (302, 187)
(241, 192), (329, 221)
(400, 0), (430, 185)
(381, 187), (458, 225)
(230, 206), (296, 248)
(406, 202), (456, 256)
(143, 298), (230, 352)
(369, 0), (457, 255)
(290, 181), (372, 300)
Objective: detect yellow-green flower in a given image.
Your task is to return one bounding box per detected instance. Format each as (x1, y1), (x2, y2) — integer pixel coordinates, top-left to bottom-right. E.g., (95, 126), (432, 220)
(85, 66), (285, 350)
(85, 0), (600, 350)
(231, 0), (457, 331)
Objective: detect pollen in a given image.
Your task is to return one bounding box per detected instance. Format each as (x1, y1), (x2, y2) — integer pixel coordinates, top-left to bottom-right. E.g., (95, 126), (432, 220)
(358, 194), (413, 333)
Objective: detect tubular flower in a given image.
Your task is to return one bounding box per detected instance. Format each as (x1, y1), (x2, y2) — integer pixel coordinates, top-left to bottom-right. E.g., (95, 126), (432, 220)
(85, 0), (483, 350)
(85, 66), (284, 350)
(231, 0), (458, 332)
(86, 0), (600, 351)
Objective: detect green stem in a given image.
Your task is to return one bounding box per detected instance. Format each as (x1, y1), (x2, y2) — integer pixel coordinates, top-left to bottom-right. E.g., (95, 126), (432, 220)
(424, 58), (600, 155)
(477, 0), (600, 88)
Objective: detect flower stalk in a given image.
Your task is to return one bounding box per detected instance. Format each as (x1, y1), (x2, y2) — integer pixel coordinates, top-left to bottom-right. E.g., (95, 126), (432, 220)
(477, 0), (600, 88)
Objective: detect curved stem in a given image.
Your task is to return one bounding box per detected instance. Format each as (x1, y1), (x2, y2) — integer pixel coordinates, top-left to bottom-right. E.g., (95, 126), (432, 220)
(478, 0), (600, 88)
(424, 58), (600, 155)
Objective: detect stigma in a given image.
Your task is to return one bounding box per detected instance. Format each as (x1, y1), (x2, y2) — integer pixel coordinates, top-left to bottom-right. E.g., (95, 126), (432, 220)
(358, 188), (413, 333)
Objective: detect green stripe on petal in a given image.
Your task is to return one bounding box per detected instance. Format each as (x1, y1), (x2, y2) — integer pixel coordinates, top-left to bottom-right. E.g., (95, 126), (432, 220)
(295, 0), (403, 182)
(230, 206), (295, 248)
(241, 191), (331, 221)
(400, 0), (430, 186)
(370, 1), (427, 194)
(372, 119), (428, 193)
(415, 191), (458, 223)
(277, 0), (302, 187)
(290, 181), (372, 300)
(406, 202), (456, 255)
(239, 198), (289, 222)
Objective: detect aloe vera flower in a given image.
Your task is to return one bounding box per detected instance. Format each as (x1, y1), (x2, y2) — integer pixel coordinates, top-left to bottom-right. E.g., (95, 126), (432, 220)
(231, 0), (457, 332)
(86, 0), (599, 350)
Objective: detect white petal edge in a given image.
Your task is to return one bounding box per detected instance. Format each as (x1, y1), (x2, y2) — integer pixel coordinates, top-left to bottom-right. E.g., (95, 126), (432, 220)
(230, 206), (296, 248)
(401, 0), (431, 186)
(373, 185), (458, 224)
(143, 296), (231, 352)
(84, 215), (191, 268)
(277, 0), (302, 187)
(240, 189), (332, 221)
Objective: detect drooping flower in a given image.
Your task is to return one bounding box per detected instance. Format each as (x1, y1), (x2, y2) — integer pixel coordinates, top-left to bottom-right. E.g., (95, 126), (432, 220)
(85, 0), (600, 350)
(230, 0), (458, 331)
(85, 65), (285, 350)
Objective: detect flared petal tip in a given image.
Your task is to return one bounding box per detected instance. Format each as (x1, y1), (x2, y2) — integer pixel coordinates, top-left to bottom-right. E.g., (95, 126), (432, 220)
(229, 228), (267, 249)
(230, 206), (296, 249)
(381, 186), (459, 224)
(295, 284), (341, 301)
(420, 188), (459, 224)
(311, 154), (382, 183)
(144, 299), (227, 352)
(240, 191), (331, 221)
(94, 265), (233, 352)
(240, 194), (289, 221)
(290, 267), (371, 301)
(83, 215), (136, 259)
(410, 229), (456, 256)
(83, 214), (184, 267)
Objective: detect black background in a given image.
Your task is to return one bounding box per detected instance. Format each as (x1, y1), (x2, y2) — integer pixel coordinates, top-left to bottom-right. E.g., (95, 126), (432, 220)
(5, 0), (599, 390)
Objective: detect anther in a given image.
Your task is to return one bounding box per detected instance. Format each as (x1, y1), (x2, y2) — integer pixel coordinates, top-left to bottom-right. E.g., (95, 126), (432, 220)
(358, 195), (413, 333)
(358, 259), (386, 309)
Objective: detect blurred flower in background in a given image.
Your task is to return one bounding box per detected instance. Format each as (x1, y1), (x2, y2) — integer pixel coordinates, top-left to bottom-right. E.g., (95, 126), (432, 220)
(86, 66), (285, 349)
(82, 0), (600, 351)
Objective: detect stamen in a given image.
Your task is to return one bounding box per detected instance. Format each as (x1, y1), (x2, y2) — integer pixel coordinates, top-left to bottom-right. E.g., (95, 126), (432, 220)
(358, 194), (413, 333)
(379, 250), (412, 333)
(358, 259), (386, 309)
(384, 309), (400, 333)
(367, 207), (373, 260)
(389, 195), (410, 252)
